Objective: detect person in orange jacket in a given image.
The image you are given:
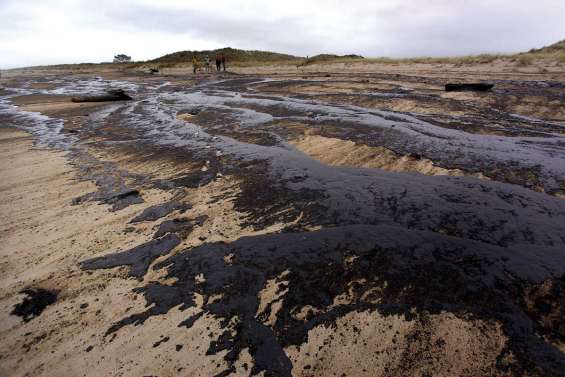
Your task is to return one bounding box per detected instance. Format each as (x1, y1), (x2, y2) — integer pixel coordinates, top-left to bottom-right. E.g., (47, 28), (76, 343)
(192, 55), (199, 74)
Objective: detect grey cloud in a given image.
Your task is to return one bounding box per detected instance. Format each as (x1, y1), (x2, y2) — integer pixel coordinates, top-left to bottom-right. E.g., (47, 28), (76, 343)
(89, 1), (565, 58)
(1, 0), (564, 68)
(367, 1), (565, 56)
(98, 3), (327, 56)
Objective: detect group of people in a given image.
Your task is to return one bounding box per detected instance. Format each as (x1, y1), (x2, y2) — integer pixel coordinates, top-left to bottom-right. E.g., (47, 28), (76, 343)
(192, 53), (226, 74)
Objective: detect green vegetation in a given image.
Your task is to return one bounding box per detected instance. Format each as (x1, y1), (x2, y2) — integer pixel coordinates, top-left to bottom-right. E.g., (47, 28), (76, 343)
(7, 39), (565, 71)
(152, 49), (368, 68)
(516, 54), (534, 66)
(527, 39), (565, 54)
(152, 47), (301, 64)
(361, 54), (507, 65)
(513, 39), (565, 66)
(298, 39), (564, 66)
(519, 39), (565, 63)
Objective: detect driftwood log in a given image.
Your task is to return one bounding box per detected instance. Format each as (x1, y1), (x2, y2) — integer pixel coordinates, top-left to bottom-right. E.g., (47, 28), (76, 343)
(71, 89), (132, 103)
(445, 83), (494, 92)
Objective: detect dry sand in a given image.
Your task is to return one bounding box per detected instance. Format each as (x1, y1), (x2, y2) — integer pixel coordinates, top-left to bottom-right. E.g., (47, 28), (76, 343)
(289, 134), (487, 178)
(0, 128), (295, 376)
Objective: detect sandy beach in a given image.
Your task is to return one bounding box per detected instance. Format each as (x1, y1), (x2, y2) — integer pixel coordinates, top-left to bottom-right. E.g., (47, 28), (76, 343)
(1, 59), (565, 376)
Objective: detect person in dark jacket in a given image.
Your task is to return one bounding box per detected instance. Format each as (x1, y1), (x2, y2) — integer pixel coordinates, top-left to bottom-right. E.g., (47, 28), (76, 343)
(215, 54), (222, 72)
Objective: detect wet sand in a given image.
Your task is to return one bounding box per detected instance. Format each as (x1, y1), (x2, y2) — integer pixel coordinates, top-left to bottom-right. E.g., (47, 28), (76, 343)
(1, 62), (565, 376)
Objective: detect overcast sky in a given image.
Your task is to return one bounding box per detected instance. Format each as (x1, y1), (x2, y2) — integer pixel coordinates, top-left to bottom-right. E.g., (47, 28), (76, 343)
(1, 0), (564, 68)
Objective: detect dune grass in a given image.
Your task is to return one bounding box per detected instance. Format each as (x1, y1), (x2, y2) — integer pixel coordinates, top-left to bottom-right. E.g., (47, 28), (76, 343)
(5, 40), (564, 72)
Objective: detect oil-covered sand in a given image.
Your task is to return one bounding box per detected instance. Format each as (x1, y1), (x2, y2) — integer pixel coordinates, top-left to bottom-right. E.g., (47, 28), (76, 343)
(1, 62), (565, 376)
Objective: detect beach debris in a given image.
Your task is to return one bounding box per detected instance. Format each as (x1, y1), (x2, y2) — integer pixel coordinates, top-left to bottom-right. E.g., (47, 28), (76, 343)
(445, 83), (494, 92)
(71, 89), (132, 103)
(11, 288), (58, 322)
(149, 68), (159, 74)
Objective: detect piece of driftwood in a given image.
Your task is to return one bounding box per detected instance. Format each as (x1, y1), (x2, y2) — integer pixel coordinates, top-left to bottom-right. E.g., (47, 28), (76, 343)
(445, 83), (494, 92)
(71, 89), (132, 103)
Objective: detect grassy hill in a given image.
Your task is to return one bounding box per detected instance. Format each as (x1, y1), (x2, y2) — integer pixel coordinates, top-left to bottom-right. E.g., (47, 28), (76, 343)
(151, 48), (366, 68)
(510, 39), (565, 65)
(358, 39), (565, 66)
(6, 39), (564, 72)
(152, 47), (301, 64)
(149, 39), (565, 69)
(527, 39), (565, 54)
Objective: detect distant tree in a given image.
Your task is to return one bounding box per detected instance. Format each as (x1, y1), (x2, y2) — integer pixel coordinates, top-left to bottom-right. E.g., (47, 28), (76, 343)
(113, 54), (132, 63)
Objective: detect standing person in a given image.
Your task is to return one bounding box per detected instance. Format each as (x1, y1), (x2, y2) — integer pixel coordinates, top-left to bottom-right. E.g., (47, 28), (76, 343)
(204, 55), (211, 72)
(192, 55), (199, 74)
(220, 53), (226, 72)
(215, 53), (222, 72)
